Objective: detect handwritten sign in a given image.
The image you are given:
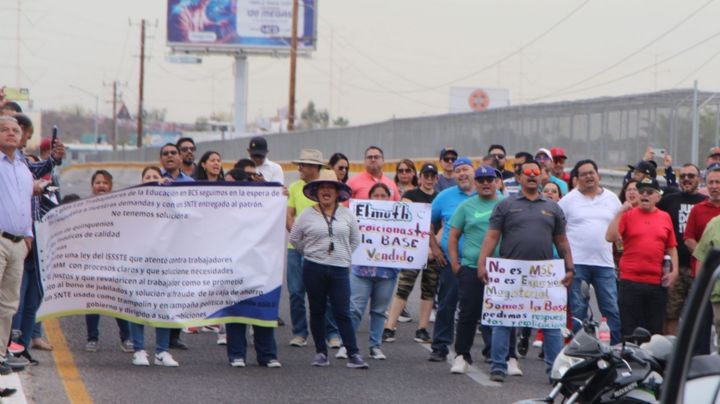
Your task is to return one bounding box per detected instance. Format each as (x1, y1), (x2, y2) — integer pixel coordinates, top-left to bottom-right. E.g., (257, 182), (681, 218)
(481, 258), (567, 329)
(349, 200), (431, 269)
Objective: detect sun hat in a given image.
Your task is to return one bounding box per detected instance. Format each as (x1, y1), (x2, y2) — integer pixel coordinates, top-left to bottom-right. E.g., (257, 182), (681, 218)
(303, 170), (352, 202)
(292, 149), (328, 167)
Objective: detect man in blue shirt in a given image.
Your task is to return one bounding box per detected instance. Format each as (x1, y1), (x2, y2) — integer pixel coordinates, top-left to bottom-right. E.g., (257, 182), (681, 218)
(428, 157), (477, 362)
(160, 143), (194, 182)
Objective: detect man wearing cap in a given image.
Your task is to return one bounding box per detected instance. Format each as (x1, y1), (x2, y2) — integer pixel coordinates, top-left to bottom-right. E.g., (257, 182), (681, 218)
(248, 136), (284, 184)
(347, 146), (400, 201)
(447, 165), (502, 374)
(657, 163), (706, 335)
(535, 148), (568, 195)
(436, 147), (459, 192)
(559, 159), (622, 344)
(176, 137), (197, 178)
(606, 177), (678, 336)
(428, 157), (476, 362)
(478, 159), (574, 382)
(384, 163), (441, 343)
(683, 166), (720, 354)
(286, 149), (340, 348)
(549, 147), (570, 184)
(0, 116), (34, 375)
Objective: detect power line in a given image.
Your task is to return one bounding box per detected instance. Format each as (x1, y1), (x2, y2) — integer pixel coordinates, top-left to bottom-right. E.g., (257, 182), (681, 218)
(673, 46), (720, 88)
(530, 0), (715, 101)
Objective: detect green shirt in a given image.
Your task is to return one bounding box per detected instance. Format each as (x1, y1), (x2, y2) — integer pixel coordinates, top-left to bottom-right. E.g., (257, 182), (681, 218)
(693, 215), (720, 303)
(449, 196), (501, 268)
(288, 179), (317, 249)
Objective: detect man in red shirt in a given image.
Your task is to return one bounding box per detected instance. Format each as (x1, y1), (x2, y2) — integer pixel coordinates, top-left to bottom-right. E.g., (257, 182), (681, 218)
(347, 146), (400, 201)
(684, 166), (720, 354)
(606, 177), (678, 335)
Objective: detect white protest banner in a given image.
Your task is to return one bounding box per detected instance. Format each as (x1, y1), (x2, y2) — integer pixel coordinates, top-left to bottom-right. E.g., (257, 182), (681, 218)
(481, 258), (567, 329)
(349, 200), (431, 269)
(36, 183), (286, 327)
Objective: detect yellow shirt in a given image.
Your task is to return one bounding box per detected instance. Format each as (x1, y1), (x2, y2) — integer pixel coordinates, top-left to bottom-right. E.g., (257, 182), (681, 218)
(287, 179), (317, 249)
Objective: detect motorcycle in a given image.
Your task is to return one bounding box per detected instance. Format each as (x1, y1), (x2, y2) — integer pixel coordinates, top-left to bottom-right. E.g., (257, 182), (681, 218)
(516, 283), (674, 403)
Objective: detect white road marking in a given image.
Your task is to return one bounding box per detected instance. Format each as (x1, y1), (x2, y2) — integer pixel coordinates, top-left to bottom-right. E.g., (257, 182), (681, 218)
(419, 343), (501, 387)
(0, 372), (28, 404)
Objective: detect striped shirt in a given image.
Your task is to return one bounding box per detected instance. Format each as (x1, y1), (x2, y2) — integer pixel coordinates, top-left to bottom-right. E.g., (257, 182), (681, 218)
(289, 205), (360, 268)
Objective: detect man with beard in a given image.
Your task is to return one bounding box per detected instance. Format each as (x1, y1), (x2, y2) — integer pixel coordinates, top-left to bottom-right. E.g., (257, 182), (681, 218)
(176, 137), (197, 177)
(657, 164), (706, 335)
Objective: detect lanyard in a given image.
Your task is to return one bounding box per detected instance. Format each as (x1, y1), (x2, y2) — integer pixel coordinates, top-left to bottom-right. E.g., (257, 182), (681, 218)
(318, 204), (338, 254)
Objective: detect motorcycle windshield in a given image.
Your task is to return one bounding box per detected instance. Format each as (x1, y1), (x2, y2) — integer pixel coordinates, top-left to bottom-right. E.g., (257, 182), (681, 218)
(565, 330), (604, 357)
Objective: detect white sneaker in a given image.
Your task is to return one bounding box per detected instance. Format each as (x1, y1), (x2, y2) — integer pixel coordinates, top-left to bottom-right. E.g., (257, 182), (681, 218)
(450, 355), (468, 374)
(507, 358), (523, 376)
(154, 351), (179, 367)
(369, 347), (386, 360)
(335, 346), (348, 359)
(265, 359), (282, 368)
(532, 340), (543, 348)
(230, 358), (246, 368)
(217, 333), (227, 345)
(132, 350), (149, 366)
(289, 336), (307, 347)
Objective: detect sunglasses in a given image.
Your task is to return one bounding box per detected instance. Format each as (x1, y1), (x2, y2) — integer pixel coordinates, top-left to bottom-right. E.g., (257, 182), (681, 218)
(476, 177), (495, 184)
(161, 150), (178, 156)
(490, 153), (505, 159)
(638, 189), (658, 195)
(179, 146), (196, 153)
(443, 157), (457, 163)
(336, 166), (349, 171)
(366, 155), (382, 160)
(535, 155), (550, 161)
(397, 168), (414, 174)
(523, 168), (541, 176)
(679, 173), (697, 179)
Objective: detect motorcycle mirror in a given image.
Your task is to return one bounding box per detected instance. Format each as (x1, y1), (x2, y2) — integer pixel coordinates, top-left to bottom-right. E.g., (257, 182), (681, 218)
(628, 327), (652, 344)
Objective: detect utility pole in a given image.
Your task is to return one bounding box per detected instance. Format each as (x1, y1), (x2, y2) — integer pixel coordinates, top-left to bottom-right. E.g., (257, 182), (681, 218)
(287, 0), (299, 131)
(137, 19), (146, 149)
(112, 81), (118, 151)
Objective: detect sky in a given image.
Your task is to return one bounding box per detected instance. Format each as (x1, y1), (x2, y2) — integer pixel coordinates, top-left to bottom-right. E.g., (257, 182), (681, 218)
(3, 0), (720, 127)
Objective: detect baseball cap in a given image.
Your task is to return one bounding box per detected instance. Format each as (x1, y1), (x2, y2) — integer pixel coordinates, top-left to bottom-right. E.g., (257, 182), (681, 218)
(535, 148), (553, 160)
(709, 147), (720, 158)
(474, 165), (498, 179)
(629, 160), (657, 178)
(707, 162), (720, 171)
(636, 177), (661, 192)
(453, 157), (473, 170)
(550, 147), (567, 160)
(248, 136), (268, 156)
(420, 163), (438, 175)
(439, 147), (458, 160)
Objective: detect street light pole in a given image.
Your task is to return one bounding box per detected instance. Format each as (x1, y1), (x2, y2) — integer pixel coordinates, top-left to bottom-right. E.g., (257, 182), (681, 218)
(69, 85), (100, 149)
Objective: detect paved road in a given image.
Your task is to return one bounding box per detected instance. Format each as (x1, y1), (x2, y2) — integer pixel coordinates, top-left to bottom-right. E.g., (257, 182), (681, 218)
(25, 288), (555, 404)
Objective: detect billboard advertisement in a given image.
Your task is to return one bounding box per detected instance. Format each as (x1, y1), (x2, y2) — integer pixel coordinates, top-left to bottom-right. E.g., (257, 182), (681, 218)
(167, 0), (317, 53)
(448, 87), (511, 113)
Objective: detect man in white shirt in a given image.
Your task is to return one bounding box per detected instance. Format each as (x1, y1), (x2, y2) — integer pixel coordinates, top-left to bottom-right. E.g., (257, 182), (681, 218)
(558, 159), (622, 344)
(248, 136), (284, 184)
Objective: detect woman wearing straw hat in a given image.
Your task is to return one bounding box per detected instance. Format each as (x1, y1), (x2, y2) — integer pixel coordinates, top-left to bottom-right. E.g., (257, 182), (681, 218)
(289, 170), (368, 369)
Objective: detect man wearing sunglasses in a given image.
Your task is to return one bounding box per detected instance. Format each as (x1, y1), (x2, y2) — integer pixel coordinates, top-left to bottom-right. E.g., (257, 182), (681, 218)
(534, 148), (568, 195)
(502, 151), (533, 198)
(479, 160), (574, 382)
(436, 147), (459, 192)
(559, 159), (622, 345)
(488, 144), (514, 180)
(176, 137), (197, 178)
(159, 143), (194, 183)
(657, 164), (706, 336)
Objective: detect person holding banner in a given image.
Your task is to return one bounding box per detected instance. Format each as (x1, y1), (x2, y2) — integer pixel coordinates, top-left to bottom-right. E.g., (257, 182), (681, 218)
(478, 159), (574, 383)
(289, 170), (368, 369)
(447, 165), (501, 375)
(159, 143), (194, 183)
(344, 183), (400, 361)
(193, 151), (225, 181)
(84, 170), (133, 353)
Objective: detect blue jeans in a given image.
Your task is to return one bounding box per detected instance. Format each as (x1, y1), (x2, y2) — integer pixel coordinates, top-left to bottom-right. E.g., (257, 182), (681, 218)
(571, 264), (621, 344)
(454, 266), (493, 363)
(430, 264), (458, 354)
(226, 323), (277, 364)
(129, 323), (170, 353)
(12, 254), (42, 349)
(349, 274), (396, 349)
(302, 260), (358, 356)
(85, 315), (130, 342)
(287, 249), (339, 339)
(491, 326), (561, 375)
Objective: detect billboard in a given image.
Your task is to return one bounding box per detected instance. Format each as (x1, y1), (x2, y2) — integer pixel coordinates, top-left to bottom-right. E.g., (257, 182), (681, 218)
(449, 87), (511, 114)
(167, 0), (317, 53)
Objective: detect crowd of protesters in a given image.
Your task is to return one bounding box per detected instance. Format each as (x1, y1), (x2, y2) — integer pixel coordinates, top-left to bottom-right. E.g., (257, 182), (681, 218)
(4, 98), (720, 393)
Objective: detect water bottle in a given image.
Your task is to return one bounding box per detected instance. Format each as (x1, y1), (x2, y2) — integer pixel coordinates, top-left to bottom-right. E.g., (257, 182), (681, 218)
(661, 254), (672, 287)
(598, 317), (611, 344)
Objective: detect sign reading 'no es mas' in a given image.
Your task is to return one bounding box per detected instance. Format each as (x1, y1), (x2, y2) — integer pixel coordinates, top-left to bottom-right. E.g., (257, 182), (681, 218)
(349, 200), (431, 270)
(481, 258), (567, 329)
